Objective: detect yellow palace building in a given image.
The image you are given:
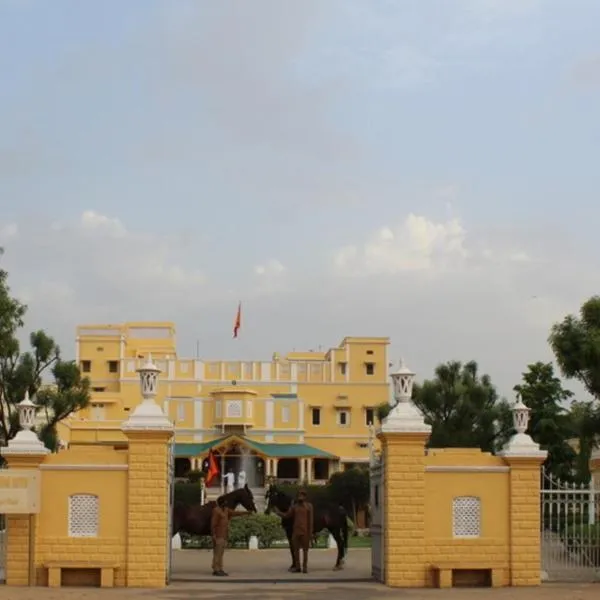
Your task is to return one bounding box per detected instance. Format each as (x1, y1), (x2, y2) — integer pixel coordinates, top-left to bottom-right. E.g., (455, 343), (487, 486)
(59, 322), (389, 493)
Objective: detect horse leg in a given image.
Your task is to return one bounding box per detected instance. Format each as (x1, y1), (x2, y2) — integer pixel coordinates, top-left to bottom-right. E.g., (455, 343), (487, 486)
(330, 529), (345, 570)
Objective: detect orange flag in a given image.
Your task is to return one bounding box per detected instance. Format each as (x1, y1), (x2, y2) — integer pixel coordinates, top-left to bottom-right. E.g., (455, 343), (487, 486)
(205, 450), (219, 486)
(233, 302), (241, 338)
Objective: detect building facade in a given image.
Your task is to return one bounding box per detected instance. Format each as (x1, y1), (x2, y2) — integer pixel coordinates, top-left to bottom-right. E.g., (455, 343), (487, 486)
(59, 322), (389, 488)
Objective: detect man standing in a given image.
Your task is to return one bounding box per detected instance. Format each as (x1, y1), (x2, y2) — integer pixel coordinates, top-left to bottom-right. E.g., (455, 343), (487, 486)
(210, 496), (251, 576)
(223, 468), (235, 493)
(275, 490), (314, 573)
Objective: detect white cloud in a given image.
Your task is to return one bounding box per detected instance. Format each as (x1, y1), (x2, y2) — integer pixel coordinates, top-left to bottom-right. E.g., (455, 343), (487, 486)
(333, 214), (468, 276)
(254, 259), (286, 277)
(0, 223), (18, 240)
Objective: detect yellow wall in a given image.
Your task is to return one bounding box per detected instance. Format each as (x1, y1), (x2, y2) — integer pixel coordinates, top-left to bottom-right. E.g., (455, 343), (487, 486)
(380, 435), (545, 589)
(68, 322), (389, 462)
(3, 426), (173, 589)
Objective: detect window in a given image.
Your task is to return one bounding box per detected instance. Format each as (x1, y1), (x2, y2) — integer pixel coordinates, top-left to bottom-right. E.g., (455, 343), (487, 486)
(282, 405), (290, 423)
(366, 350), (374, 355)
(365, 362), (375, 375)
(81, 360), (91, 373)
(69, 494), (99, 537)
(337, 409), (350, 426)
(226, 400), (243, 418)
(365, 408), (374, 426)
(92, 387), (105, 393)
(91, 404), (105, 420)
(180, 362), (189, 374)
(311, 407), (321, 426)
(339, 362), (347, 375)
(108, 360), (118, 373)
(177, 402), (185, 422)
(452, 496), (481, 538)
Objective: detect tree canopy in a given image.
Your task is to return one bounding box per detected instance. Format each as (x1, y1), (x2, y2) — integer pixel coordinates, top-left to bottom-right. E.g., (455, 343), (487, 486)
(0, 249), (90, 451)
(377, 360), (513, 452)
(513, 361), (576, 481)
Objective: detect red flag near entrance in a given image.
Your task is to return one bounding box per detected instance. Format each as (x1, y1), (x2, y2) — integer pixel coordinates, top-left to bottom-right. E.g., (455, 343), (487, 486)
(233, 302), (242, 338)
(205, 450), (219, 486)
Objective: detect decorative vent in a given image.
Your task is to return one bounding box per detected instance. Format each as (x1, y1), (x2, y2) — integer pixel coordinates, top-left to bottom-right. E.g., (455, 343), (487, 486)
(68, 494), (99, 538)
(226, 400), (243, 418)
(452, 496), (481, 538)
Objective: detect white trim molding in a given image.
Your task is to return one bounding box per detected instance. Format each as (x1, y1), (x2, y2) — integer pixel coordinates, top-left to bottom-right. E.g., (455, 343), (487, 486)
(425, 465), (509, 473)
(40, 464), (129, 471)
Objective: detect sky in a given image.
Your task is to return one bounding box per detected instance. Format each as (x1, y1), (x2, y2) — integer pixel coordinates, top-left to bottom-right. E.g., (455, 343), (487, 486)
(0, 0), (599, 400)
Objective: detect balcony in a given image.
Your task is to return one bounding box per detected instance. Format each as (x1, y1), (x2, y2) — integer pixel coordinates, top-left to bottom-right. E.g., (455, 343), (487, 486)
(212, 387), (257, 432)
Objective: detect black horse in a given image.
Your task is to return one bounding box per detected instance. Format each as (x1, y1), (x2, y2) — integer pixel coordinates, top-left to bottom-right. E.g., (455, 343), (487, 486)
(265, 484), (349, 570)
(172, 484), (257, 538)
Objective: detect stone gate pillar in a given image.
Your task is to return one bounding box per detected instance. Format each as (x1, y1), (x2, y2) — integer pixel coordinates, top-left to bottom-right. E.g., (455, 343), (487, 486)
(378, 361), (431, 587)
(122, 356), (174, 588)
(0, 393), (49, 586)
(499, 396), (547, 586)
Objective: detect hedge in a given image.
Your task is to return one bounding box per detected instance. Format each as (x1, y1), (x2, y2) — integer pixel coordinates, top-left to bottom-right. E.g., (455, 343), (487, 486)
(182, 513), (286, 549)
(563, 523), (600, 567)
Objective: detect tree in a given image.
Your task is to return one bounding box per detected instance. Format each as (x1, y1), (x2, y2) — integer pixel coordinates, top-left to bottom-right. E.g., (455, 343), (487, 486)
(569, 400), (597, 484)
(549, 296), (600, 401)
(377, 360), (513, 452)
(513, 362), (576, 481)
(0, 249), (90, 451)
(328, 467), (369, 523)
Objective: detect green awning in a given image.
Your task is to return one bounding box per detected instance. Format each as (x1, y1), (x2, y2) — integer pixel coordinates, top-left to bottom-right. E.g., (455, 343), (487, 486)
(175, 435), (337, 459)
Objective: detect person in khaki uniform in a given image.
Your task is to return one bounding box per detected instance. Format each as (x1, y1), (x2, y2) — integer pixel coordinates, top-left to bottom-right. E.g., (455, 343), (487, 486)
(210, 496), (251, 576)
(276, 490), (314, 573)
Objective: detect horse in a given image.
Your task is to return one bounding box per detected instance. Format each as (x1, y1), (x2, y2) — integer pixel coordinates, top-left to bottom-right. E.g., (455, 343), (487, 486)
(265, 484), (349, 571)
(172, 484), (257, 538)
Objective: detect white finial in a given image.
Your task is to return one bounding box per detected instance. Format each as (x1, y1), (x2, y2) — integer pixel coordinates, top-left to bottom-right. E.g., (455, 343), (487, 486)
(1, 391), (49, 456)
(499, 393), (546, 458)
(122, 351), (173, 432)
(381, 358), (430, 434)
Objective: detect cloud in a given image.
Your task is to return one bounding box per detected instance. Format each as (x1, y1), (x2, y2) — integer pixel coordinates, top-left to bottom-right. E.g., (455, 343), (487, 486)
(333, 214), (469, 276)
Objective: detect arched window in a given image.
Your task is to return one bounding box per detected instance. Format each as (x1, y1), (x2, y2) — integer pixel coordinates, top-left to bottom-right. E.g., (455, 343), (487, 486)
(68, 494), (99, 538)
(452, 496), (481, 538)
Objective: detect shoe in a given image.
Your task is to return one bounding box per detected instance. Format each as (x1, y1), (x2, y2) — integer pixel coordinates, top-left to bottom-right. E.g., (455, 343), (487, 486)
(302, 568), (308, 574)
(290, 567), (301, 573)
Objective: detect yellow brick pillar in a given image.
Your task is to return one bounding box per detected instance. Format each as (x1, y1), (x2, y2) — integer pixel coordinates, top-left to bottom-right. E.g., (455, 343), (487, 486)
(0, 392), (50, 586)
(122, 356), (174, 588)
(379, 360), (431, 588)
(500, 396), (547, 587)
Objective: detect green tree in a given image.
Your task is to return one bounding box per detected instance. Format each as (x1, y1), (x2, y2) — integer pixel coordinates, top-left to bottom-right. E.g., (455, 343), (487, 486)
(328, 467), (369, 523)
(549, 296), (600, 400)
(377, 360), (513, 452)
(569, 400), (597, 483)
(0, 250), (90, 451)
(513, 362), (576, 481)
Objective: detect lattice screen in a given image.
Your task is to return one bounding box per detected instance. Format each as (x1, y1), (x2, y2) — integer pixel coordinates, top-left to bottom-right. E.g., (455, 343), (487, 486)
(452, 496), (481, 538)
(226, 400), (243, 418)
(68, 494), (99, 537)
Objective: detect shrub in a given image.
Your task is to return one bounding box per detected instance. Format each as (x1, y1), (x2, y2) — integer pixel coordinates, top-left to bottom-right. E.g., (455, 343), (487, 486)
(182, 513), (286, 550)
(174, 481), (202, 505)
(564, 523), (600, 566)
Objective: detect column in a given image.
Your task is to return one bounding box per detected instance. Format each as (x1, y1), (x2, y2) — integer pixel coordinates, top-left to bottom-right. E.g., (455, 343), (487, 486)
(379, 360), (431, 587)
(299, 458), (305, 483)
(122, 356), (174, 588)
(0, 393), (50, 586)
(273, 458), (279, 480)
(499, 397), (547, 586)
(306, 458), (313, 484)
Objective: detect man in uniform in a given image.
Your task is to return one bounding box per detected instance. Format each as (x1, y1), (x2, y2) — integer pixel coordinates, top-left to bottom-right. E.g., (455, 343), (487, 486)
(210, 496), (251, 576)
(275, 489), (314, 573)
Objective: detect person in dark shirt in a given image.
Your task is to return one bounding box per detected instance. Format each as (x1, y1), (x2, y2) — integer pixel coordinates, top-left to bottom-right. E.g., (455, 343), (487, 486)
(275, 490), (314, 573)
(210, 496), (251, 576)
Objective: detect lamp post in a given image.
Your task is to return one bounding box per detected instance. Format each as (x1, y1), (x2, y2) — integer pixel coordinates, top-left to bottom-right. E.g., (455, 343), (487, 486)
(499, 393), (545, 457)
(380, 359), (431, 434)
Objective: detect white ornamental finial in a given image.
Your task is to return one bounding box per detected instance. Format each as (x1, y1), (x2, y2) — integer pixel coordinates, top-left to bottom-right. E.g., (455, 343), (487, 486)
(122, 352), (173, 432)
(499, 393), (546, 458)
(18, 390), (37, 431)
(512, 394), (530, 434)
(381, 358), (430, 434)
(1, 390), (49, 456)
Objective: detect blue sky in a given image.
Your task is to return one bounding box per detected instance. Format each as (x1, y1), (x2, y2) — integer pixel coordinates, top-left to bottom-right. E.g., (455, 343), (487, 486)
(0, 0), (599, 398)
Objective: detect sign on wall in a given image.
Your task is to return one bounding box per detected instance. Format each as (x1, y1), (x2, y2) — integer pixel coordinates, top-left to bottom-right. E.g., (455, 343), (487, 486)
(0, 470), (41, 514)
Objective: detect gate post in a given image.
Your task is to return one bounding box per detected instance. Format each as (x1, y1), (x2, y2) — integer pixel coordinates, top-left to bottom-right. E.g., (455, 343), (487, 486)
(377, 361), (431, 587)
(0, 393), (49, 586)
(499, 396), (547, 586)
(122, 356), (174, 588)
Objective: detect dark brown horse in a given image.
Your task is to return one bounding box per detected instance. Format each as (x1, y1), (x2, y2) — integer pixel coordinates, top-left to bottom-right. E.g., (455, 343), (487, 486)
(173, 484), (257, 537)
(265, 484), (349, 571)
